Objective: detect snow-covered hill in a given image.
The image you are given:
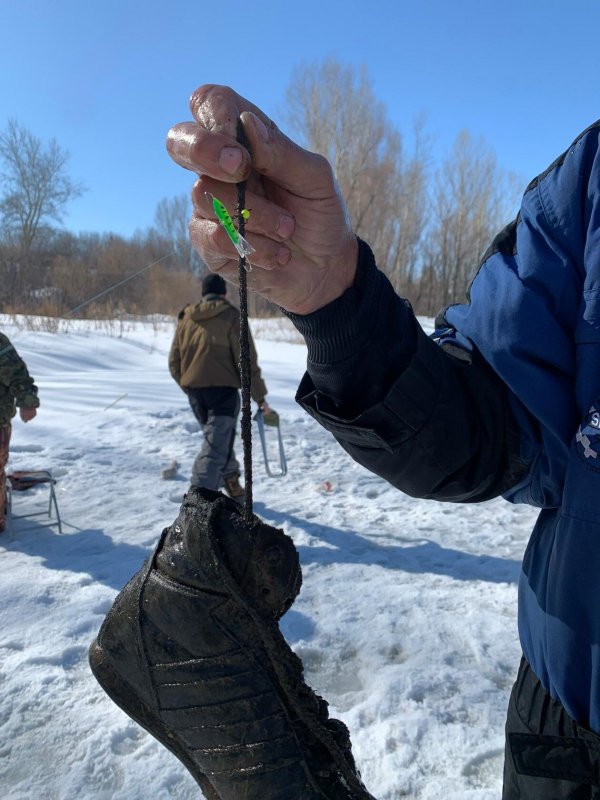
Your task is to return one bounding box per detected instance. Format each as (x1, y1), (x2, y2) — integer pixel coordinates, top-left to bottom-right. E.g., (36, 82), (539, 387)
(0, 315), (538, 799)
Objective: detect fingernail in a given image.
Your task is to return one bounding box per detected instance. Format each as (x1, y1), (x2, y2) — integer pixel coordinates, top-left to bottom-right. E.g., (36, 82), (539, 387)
(277, 214), (295, 239)
(277, 246), (291, 266)
(219, 146), (243, 175)
(249, 111), (270, 142)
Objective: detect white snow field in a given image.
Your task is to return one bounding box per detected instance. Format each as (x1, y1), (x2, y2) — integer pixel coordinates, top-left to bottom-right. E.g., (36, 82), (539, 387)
(0, 314), (538, 800)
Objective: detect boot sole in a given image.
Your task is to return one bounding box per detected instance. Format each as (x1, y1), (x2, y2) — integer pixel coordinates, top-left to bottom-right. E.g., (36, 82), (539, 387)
(89, 639), (222, 800)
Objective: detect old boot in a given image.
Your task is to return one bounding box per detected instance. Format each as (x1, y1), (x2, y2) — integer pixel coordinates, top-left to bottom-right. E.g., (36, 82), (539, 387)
(89, 487), (374, 800)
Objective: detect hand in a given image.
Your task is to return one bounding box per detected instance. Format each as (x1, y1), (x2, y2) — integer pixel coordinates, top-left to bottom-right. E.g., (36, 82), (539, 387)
(166, 85), (359, 315)
(260, 402), (279, 427)
(19, 407), (37, 422)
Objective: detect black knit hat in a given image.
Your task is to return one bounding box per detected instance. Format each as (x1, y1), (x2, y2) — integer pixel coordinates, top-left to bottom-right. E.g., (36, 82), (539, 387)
(202, 273), (227, 297)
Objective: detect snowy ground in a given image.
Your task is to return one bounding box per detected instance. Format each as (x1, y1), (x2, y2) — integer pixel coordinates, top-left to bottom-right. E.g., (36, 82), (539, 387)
(0, 314), (538, 800)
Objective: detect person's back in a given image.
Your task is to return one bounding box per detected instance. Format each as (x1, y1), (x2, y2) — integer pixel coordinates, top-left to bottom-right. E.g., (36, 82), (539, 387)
(169, 273), (269, 502)
(172, 295), (241, 391)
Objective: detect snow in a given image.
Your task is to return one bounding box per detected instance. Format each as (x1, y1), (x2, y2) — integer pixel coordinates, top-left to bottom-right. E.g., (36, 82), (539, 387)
(0, 314), (538, 800)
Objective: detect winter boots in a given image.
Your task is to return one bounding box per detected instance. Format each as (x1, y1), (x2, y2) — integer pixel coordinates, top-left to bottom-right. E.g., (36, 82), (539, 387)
(89, 487), (373, 799)
(222, 473), (245, 505)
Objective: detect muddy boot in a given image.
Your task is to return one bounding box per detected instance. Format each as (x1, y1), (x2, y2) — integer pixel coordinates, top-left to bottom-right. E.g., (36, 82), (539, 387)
(89, 487), (374, 800)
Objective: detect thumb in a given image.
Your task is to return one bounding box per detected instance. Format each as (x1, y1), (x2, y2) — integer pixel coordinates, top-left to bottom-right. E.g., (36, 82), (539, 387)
(240, 110), (334, 199)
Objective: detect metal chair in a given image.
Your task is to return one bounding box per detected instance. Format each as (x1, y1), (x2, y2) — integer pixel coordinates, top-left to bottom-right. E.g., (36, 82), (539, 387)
(5, 469), (63, 534)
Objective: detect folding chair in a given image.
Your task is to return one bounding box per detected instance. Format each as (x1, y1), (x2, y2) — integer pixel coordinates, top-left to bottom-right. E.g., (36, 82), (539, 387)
(6, 469), (63, 534)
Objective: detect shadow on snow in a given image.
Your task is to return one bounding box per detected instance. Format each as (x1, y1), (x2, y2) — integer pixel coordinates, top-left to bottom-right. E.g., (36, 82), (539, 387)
(1, 516), (150, 592)
(0, 496), (522, 596)
(254, 501), (521, 585)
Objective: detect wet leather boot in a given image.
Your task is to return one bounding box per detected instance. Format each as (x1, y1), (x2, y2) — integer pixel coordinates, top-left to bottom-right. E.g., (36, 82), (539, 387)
(89, 487), (374, 799)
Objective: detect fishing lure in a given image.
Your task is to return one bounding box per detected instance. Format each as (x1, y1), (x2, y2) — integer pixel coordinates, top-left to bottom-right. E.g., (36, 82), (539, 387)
(207, 193), (254, 262)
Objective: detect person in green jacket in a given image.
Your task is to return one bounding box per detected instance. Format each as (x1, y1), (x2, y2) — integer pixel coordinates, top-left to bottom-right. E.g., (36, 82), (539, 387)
(0, 333), (39, 532)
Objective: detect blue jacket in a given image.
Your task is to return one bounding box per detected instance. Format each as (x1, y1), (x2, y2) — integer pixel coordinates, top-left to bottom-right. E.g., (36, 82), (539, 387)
(444, 119), (600, 729)
(289, 120), (600, 731)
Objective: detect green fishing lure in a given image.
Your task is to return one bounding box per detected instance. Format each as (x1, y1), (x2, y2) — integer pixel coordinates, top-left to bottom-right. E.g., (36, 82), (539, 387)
(208, 193), (254, 260)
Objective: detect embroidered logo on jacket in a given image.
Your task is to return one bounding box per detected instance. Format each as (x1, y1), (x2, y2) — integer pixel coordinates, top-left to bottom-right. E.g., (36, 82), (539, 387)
(576, 406), (600, 460)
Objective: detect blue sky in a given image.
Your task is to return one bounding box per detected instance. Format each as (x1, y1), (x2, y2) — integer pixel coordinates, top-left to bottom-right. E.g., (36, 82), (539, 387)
(1, 0), (599, 238)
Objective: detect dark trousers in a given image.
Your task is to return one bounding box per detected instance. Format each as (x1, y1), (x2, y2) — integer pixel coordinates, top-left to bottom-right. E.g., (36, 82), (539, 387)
(0, 423), (11, 529)
(185, 387), (240, 490)
(503, 658), (600, 799)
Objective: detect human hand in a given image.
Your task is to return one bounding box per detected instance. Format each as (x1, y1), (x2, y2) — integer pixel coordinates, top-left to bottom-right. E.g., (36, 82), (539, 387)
(259, 403), (279, 427)
(166, 85), (359, 315)
(19, 407), (36, 422)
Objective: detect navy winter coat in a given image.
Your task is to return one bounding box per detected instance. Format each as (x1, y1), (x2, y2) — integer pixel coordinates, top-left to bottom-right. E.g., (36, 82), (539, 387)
(289, 120), (600, 731)
(444, 120), (600, 730)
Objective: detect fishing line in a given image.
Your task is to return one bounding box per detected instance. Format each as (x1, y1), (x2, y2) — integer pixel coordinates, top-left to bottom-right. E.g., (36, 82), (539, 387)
(236, 119), (254, 522)
(65, 252), (176, 317)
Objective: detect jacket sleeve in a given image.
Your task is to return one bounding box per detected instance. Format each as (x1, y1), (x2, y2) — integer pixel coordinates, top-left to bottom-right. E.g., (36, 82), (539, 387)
(285, 241), (529, 503)
(0, 334), (39, 409)
(168, 327), (182, 385)
(229, 313), (268, 404)
(248, 330), (268, 405)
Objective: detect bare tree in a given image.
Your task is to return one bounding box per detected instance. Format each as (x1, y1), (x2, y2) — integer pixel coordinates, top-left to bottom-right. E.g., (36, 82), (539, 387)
(0, 119), (85, 257)
(151, 193), (204, 274)
(282, 58), (430, 296)
(153, 194), (206, 273)
(422, 131), (521, 313)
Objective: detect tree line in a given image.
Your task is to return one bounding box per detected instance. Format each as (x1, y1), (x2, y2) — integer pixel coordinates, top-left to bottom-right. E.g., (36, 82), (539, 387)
(0, 60), (523, 320)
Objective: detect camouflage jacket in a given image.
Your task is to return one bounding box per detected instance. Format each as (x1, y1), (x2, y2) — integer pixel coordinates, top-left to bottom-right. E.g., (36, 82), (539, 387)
(0, 333), (40, 425)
